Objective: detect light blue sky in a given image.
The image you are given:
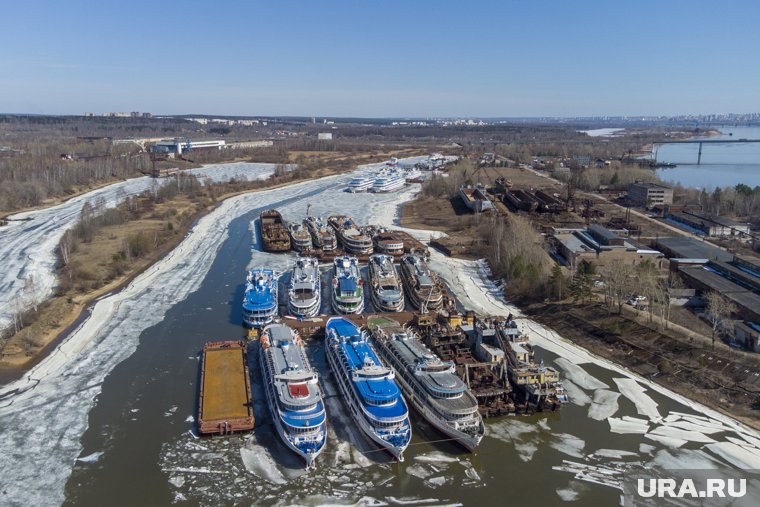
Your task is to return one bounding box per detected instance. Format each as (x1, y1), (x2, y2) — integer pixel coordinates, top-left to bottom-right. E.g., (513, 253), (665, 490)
(1, 1), (758, 117)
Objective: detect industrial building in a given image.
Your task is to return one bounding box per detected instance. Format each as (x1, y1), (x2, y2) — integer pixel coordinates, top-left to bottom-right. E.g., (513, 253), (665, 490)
(652, 236), (734, 263)
(551, 224), (664, 270)
(150, 139), (226, 155)
(628, 181), (673, 207)
(665, 210), (750, 237)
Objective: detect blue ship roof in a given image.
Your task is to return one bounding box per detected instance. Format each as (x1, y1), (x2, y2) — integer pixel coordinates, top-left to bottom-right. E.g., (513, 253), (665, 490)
(327, 317), (360, 338)
(339, 277), (357, 293)
(326, 318), (407, 419)
(280, 400), (326, 428)
(243, 269), (277, 311)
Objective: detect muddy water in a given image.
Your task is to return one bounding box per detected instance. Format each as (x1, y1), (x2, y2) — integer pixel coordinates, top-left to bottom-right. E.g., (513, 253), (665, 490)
(57, 174), (760, 506)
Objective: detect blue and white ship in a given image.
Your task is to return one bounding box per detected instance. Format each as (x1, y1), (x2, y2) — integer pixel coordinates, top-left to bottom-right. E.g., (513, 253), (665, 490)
(370, 172), (406, 193)
(325, 317), (411, 461)
(288, 257), (321, 318)
(331, 256), (365, 314)
(242, 268), (279, 328)
(260, 324), (327, 469)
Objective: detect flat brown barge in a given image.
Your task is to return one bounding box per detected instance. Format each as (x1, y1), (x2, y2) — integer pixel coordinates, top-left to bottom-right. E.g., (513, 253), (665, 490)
(198, 340), (255, 435)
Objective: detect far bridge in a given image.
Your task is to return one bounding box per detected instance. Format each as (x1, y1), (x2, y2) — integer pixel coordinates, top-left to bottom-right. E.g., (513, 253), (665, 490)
(652, 138), (760, 165)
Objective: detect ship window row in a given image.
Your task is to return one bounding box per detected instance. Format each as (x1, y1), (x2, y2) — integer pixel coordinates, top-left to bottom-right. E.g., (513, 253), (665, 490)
(283, 422), (322, 434)
(373, 419), (406, 429)
(364, 397), (396, 407)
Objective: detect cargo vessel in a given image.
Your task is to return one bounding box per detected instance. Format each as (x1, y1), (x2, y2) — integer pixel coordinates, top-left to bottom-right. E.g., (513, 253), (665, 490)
(197, 340), (254, 435)
(369, 318), (484, 451)
(260, 209), (291, 252)
(399, 253), (444, 311)
(328, 215), (374, 254)
(287, 257), (321, 318)
(260, 324), (327, 468)
(325, 317), (411, 461)
(367, 254), (404, 312)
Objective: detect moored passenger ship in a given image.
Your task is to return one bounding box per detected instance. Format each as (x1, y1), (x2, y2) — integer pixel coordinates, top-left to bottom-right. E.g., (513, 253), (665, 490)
(288, 223), (313, 253)
(328, 215), (374, 254)
(369, 318), (485, 451)
(331, 255), (364, 314)
(304, 216), (337, 251)
(242, 268), (279, 328)
(399, 253), (444, 311)
(260, 324), (327, 468)
(325, 317), (411, 461)
(287, 257), (321, 318)
(368, 254), (404, 312)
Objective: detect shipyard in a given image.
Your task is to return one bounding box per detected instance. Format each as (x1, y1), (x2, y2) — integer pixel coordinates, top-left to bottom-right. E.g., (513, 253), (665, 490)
(2, 4), (760, 506)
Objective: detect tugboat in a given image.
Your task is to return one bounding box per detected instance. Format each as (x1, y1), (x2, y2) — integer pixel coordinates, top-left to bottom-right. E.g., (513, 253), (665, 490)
(325, 317), (411, 461)
(259, 210), (291, 252)
(289, 222), (313, 253)
(260, 324), (327, 468)
(399, 253), (443, 311)
(242, 268), (279, 328)
(330, 256), (364, 314)
(367, 254), (404, 312)
(328, 215), (374, 255)
(287, 257), (321, 318)
(369, 318), (485, 451)
(304, 216), (337, 252)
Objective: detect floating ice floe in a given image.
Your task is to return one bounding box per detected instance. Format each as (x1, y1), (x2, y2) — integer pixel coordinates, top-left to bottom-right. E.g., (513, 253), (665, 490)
(554, 358), (609, 391)
(587, 390), (620, 421)
(612, 378), (661, 421)
(705, 442), (760, 469)
(75, 451), (104, 463)
(593, 449), (639, 459)
(551, 433), (587, 459)
(414, 452), (460, 464)
(648, 425), (717, 444)
(561, 380), (592, 407)
(647, 448), (723, 470)
(643, 434), (688, 449)
(608, 417), (649, 435)
(659, 419), (727, 435)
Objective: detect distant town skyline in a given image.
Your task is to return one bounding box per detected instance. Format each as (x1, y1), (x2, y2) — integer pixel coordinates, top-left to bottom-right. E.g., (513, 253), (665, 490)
(2, 1), (759, 117)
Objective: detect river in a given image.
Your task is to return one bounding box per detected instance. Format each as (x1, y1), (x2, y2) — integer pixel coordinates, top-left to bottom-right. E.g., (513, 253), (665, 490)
(1, 158), (760, 506)
(655, 126), (760, 189)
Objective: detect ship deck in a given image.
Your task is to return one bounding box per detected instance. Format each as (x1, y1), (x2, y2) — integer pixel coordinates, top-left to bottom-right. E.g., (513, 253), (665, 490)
(198, 341), (254, 435)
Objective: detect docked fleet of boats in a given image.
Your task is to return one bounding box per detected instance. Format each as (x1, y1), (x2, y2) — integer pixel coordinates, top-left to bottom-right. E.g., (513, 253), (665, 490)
(228, 156), (563, 469)
(347, 165), (423, 193)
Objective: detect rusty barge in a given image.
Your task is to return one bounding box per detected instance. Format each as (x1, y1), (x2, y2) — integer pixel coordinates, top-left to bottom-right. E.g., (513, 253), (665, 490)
(260, 209), (291, 252)
(197, 340), (254, 435)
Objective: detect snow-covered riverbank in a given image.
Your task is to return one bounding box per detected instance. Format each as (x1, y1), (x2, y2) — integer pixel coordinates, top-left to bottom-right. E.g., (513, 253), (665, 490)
(2, 154), (759, 505)
(0, 162), (278, 331)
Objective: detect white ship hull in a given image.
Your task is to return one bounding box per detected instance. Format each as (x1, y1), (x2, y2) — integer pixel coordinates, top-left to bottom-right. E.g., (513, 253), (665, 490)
(324, 340), (407, 461)
(260, 348), (326, 468)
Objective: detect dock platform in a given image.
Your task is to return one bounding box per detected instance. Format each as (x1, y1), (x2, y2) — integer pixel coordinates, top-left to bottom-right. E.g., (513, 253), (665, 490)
(198, 340), (254, 435)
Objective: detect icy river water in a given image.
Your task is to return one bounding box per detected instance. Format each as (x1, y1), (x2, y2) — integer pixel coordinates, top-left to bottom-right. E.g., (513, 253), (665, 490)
(2, 158), (760, 506)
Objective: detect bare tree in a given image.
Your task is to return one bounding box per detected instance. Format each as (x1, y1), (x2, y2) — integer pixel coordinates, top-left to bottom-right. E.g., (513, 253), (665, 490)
(600, 260), (634, 314)
(705, 291), (737, 349)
